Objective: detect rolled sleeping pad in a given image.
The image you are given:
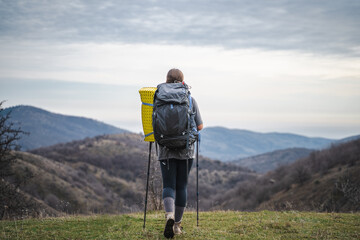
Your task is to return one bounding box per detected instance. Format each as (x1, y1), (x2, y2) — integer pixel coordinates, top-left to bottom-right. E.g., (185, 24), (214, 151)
(139, 87), (157, 142)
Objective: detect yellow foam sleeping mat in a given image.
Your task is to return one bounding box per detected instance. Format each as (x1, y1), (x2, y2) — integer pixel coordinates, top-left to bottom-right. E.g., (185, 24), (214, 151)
(139, 87), (157, 142)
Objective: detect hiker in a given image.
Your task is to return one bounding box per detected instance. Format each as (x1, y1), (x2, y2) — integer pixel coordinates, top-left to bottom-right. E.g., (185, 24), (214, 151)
(155, 69), (203, 238)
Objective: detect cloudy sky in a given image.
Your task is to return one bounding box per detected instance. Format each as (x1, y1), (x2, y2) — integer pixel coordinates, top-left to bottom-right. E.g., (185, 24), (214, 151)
(0, 0), (359, 139)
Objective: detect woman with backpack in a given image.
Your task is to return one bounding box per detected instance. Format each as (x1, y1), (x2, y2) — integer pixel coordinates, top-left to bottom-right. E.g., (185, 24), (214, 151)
(153, 68), (203, 238)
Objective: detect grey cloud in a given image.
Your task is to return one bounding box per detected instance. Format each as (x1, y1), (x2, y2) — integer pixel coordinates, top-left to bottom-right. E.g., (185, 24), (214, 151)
(0, 0), (359, 56)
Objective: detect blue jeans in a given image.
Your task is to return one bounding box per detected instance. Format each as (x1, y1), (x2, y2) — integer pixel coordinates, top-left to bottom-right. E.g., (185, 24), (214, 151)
(160, 159), (193, 207)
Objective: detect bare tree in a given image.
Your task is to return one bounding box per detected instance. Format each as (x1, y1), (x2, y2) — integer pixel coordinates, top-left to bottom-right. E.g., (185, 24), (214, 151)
(0, 101), (28, 179)
(293, 163), (311, 185)
(335, 172), (360, 208)
(0, 101), (30, 219)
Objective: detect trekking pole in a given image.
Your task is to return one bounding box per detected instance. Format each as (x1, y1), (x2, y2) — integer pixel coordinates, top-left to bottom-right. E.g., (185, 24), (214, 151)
(196, 138), (199, 227)
(143, 142), (152, 229)
(139, 87), (157, 229)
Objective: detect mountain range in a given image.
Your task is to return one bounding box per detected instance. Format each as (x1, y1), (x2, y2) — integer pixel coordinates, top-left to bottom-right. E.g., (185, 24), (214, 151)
(2, 105), (359, 161)
(200, 127), (339, 161)
(1, 105), (128, 150)
(2, 105), (359, 218)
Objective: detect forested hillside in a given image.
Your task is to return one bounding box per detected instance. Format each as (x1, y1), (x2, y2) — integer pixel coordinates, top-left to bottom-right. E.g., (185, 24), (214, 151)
(2, 133), (359, 220)
(31, 133), (257, 212)
(217, 139), (360, 212)
(1, 133), (256, 219)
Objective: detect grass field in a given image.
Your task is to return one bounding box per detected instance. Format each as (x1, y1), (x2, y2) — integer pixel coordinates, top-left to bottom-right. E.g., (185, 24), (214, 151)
(1, 211), (359, 239)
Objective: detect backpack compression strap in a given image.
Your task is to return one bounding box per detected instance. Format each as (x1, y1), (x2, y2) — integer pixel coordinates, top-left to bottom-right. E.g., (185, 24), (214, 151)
(142, 102), (153, 107)
(185, 93), (193, 151)
(145, 132), (154, 137)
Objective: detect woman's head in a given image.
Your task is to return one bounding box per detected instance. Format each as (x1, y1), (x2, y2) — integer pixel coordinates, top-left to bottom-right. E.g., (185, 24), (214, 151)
(166, 68), (184, 83)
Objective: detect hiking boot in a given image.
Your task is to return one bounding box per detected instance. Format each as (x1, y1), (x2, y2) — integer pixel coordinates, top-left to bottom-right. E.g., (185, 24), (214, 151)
(174, 221), (183, 235)
(164, 212), (175, 239)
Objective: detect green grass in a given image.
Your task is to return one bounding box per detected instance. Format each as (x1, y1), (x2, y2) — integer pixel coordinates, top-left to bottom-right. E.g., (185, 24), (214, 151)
(1, 211), (359, 239)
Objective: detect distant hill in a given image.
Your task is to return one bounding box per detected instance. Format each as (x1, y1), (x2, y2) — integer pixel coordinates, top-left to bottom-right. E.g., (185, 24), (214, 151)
(1, 105), (129, 150)
(2, 133), (256, 219)
(336, 134), (360, 144)
(200, 126), (340, 161)
(3, 105), (359, 162)
(216, 138), (360, 212)
(233, 148), (315, 173)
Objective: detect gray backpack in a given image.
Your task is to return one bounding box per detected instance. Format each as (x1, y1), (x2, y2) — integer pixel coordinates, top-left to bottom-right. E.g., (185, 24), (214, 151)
(152, 82), (197, 149)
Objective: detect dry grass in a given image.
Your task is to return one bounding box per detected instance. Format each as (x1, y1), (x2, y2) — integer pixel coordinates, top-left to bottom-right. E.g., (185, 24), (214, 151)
(1, 211), (359, 239)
